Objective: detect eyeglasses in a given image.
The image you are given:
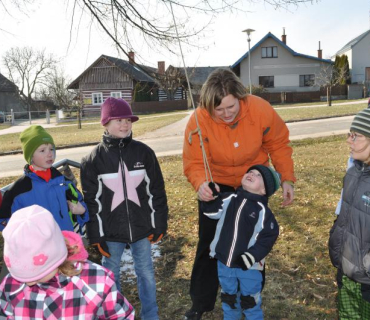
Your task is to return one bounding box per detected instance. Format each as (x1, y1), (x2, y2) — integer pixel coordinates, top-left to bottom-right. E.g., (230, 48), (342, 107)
(347, 132), (364, 142)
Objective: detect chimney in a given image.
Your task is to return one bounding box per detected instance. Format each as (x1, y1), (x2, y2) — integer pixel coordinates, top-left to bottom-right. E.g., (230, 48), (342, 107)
(317, 41), (322, 59)
(281, 27), (287, 44)
(128, 51), (135, 64)
(158, 61), (165, 75)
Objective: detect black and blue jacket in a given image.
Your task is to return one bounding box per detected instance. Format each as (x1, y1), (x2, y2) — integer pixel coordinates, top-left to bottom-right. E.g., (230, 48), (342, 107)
(202, 188), (279, 269)
(0, 166), (89, 232)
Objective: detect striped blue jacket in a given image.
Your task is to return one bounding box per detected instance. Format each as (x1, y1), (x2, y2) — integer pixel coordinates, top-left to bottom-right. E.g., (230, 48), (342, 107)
(202, 188), (279, 269)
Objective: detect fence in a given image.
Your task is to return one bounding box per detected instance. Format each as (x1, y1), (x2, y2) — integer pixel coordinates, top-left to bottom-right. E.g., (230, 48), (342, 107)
(256, 85), (349, 104)
(0, 109), (100, 127)
(0, 99), (189, 127)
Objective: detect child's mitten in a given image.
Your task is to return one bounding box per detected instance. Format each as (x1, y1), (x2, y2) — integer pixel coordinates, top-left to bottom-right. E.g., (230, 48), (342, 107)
(62, 231), (89, 261)
(240, 252), (255, 270)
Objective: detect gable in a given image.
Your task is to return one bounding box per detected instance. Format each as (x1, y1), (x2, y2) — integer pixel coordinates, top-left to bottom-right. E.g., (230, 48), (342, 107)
(232, 32), (332, 69)
(335, 29), (370, 56)
(0, 73), (18, 92)
(68, 55), (155, 90)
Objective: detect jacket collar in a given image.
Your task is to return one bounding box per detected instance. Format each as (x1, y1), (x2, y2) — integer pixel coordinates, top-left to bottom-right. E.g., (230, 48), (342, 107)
(102, 131), (133, 148)
(24, 165), (62, 179)
(236, 187), (268, 204)
(354, 159), (370, 172)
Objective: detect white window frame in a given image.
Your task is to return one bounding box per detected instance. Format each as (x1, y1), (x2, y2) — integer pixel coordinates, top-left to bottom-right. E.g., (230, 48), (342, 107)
(111, 91), (122, 99)
(92, 92), (103, 105)
(261, 46), (278, 58)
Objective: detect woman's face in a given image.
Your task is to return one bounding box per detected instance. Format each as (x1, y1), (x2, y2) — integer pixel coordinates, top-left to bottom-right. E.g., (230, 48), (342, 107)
(213, 94), (240, 123)
(347, 131), (370, 162)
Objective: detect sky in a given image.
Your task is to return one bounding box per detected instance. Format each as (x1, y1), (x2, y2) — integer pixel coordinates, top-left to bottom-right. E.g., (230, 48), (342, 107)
(0, 0), (370, 82)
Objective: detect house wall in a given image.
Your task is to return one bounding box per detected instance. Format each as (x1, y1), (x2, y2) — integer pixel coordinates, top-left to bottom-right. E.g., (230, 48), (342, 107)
(239, 38), (329, 92)
(131, 100), (187, 114)
(82, 89), (133, 109)
(78, 59), (135, 109)
(0, 92), (26, 113)
(351, 32), (370, 84)
(78, 60), (134, 90)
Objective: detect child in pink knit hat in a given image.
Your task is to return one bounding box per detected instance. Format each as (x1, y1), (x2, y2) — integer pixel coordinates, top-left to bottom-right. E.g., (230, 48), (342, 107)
(0, 205), (135, 319)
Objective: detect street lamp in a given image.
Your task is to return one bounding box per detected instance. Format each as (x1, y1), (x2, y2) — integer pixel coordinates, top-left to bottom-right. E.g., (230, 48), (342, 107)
(243, 28), (255, 94)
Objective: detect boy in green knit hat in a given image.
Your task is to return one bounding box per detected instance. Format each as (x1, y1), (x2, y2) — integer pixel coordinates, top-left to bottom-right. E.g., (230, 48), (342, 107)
(0, 125), (89, 233)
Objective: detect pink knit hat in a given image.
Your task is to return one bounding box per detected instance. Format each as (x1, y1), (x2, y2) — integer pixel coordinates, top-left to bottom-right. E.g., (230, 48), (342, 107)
(100, 97), (139, 126)
(3, 205), (68, 282)
(62, 231), (88, 261)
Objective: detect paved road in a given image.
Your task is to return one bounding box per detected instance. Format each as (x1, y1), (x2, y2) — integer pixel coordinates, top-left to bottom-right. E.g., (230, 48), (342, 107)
(0, 115), (353, 179)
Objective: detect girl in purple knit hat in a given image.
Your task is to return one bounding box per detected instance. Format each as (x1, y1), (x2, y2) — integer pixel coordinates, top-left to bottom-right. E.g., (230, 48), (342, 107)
(80, 97), (168, 320)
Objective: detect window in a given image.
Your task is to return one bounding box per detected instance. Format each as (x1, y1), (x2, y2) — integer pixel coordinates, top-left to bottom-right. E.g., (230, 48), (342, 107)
(92, 92), (103, 105)
(299, 74), (315, 87)
(259, 76), (274, 88)
(111, 91), (122, 99)
(261, 46), (278, 58)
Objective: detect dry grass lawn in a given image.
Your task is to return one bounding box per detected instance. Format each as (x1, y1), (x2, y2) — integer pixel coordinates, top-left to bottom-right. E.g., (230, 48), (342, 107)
(0, 134), (348, 319)
(0, 113), (188, 153)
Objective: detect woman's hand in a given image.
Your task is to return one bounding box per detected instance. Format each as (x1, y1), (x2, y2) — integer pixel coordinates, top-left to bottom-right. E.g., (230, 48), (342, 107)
(281, 181), (294, 206)
(198, 181), (220, 202)
(67, 201), (86, 215)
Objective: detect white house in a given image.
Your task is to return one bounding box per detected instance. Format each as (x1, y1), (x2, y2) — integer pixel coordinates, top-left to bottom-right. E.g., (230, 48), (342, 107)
(334, 29), (370, 86)
(231, 31), (332, 93)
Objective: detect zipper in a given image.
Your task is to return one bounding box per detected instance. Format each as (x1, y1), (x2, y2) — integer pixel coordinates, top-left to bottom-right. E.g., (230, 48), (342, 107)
(119, 140), (133, 242)
(226, 198), (247, 267)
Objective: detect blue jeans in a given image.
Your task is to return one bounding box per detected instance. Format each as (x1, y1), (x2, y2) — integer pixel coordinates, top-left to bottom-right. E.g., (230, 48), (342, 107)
(103, 238), (159, 320)
(218, 261), (263, 320)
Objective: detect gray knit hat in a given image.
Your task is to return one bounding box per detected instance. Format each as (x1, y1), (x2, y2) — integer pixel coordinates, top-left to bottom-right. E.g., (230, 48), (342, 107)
(350, 108), (370, 138)
(247, 165), (281, 197)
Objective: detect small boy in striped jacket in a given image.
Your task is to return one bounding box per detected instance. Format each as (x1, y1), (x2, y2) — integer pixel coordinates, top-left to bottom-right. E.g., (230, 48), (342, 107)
(202, 165), (280, 320)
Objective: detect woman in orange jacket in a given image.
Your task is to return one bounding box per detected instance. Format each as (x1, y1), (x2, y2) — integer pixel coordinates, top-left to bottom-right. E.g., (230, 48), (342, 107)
(183, 68), (295, 320)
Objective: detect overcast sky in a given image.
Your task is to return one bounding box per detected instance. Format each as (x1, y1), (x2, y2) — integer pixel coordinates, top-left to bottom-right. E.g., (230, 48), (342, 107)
(0, 0), (369, 81)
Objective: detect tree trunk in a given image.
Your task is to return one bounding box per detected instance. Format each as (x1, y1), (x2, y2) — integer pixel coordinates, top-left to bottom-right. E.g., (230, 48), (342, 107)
(327, 86), (332, 106)
(77, 109), (81, 129)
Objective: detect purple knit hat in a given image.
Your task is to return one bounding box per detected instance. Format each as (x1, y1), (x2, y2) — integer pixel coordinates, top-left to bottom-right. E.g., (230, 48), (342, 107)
(3, 205), (68, 282)
(100, 97), (139, 125)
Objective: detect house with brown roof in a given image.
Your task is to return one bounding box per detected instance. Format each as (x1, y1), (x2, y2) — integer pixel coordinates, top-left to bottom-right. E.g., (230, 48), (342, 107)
(67, 53), (159, 109)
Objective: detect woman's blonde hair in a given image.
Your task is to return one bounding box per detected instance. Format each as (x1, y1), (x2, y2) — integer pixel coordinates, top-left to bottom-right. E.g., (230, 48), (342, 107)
(199, 69), (247, 114)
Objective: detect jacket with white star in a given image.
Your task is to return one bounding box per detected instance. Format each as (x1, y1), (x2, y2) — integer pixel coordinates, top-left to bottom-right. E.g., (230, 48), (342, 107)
(80, 132), (168, 244)
(202, 188), (279, 269)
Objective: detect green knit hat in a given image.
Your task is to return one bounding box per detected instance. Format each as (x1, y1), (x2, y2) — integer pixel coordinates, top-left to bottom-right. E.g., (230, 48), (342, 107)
(247, 165), (281, 197)
(350, 108), (370, 138)
(20, 125), (55, 164)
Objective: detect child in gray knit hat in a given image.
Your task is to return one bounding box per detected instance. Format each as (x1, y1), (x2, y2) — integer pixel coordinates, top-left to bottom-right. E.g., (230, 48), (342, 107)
(329, 107), (370, 319)
(201, 165), (281, 320)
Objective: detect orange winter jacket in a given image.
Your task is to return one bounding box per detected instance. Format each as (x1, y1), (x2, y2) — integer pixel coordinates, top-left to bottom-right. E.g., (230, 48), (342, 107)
(183, 95), (295, 191)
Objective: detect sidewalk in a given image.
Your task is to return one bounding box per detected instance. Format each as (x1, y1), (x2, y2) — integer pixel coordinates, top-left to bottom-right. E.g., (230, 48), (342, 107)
(1, 99), (367, 136)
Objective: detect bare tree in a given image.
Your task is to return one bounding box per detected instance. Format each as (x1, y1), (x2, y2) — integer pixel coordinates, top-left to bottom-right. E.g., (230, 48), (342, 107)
(157, 66), (188, 100)
(2, 47), (57, 111)
(315, 63), (349, 106)
(1, 0), (317, 64)
(39, 68), (74, 110)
